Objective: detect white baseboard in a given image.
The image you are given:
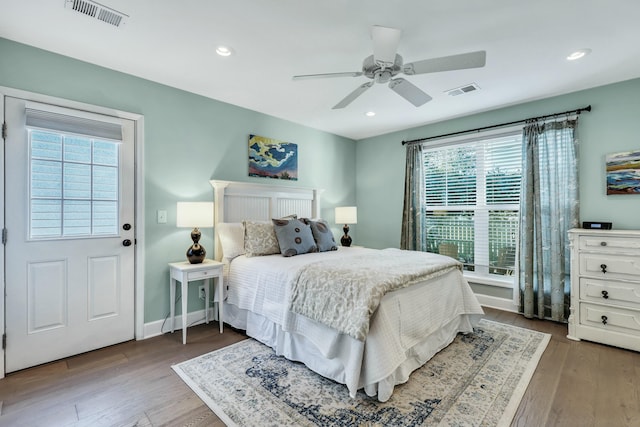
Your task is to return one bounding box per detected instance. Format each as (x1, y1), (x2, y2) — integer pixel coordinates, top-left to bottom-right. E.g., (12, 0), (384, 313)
(475, 294), (518, 313)
(142, 307), (216, 340)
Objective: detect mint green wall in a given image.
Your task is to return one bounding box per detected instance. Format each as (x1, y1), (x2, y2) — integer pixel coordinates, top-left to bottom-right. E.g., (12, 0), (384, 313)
(0, 38), (357, 324)
(357, 78), (640, 247)
(356, 78), (640, 299)
(3, 35), (639, 315)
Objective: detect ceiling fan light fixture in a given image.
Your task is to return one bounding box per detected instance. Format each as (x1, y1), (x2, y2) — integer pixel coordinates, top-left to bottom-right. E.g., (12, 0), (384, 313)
(216, 46), (233, 57)
(365, 111), (376, 117)
(567, 48), (591, 61)
(374, 70), (393, 83)
(295, 26), (486, 109)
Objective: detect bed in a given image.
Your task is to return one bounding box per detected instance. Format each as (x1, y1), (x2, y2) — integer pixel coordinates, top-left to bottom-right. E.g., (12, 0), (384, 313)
(210, 180), (484, 402)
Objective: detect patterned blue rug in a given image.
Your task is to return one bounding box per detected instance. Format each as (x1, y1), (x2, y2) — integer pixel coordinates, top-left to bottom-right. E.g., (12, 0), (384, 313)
(172, 319), (549, 426)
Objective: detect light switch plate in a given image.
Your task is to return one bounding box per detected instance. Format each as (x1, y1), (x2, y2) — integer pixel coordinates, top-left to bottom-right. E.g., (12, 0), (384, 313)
(157, 210), (167, 224)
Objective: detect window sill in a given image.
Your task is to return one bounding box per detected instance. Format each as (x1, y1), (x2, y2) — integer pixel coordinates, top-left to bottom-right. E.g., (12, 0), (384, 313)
(463, 272), (515, 289)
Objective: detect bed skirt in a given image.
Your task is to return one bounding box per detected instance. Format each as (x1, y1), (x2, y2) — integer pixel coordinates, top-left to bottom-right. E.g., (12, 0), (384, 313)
(223, 300), (482, 401)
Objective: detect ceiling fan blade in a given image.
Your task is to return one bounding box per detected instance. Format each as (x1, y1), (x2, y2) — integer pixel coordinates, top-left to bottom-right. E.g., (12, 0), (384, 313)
(293, 71), (363, 81)
(403, 50), (486, 75)
(371, 25), (402, 66)
(332, 82), (374, 109)
(388, 78), (432, 107)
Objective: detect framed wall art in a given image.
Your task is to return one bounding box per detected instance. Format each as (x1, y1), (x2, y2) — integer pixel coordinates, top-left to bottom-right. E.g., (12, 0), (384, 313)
(248, 134), (298, 181)
(606, 150), (640, 194)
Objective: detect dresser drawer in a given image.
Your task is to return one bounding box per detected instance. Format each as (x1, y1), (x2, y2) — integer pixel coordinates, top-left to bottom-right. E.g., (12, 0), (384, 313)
(579, 235), (640, 253)
(579, 302), (640, 336)
(579, 277), (640, 309)
(579, 253), (640, 280)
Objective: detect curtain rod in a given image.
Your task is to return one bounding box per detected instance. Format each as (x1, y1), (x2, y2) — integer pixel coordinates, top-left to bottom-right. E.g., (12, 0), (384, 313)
(401, 105), (592, 146)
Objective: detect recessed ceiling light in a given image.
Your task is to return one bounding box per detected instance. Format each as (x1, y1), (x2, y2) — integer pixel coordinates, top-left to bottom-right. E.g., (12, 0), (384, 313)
(216, 46), (233, 57)
(567, 48), (591, 61)
(365, 111), (376, 117)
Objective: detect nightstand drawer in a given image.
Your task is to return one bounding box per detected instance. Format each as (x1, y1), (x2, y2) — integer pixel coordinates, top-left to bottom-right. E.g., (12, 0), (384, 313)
(580, 253), (640, 280)
(579, 235), (640, 253)
(579, 302), (640, 336)
(580, 277), (640, 309)
(187, 269), (218, 280)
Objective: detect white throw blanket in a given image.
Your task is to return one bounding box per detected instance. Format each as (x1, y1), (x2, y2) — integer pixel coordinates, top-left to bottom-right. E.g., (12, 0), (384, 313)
(289, 248), (461, 341)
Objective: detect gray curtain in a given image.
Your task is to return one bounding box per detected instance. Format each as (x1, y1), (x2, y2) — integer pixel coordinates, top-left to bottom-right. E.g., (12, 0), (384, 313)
(401, 143), (426, 251)
(519, 119), (579, 321)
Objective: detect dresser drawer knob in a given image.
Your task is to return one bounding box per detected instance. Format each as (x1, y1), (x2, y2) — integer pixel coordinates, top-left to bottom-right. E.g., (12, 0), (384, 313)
(601, 315), (608, 325)
(600, 264), (607, 274)
(601, 290), (609, 299)
(600, 241), (607, 246)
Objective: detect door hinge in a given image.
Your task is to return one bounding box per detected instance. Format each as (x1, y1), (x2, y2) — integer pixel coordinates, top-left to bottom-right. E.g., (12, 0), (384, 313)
(2, 334), (6, 350)
(2, 228), (6, 245)
(2, 122), (6, 140)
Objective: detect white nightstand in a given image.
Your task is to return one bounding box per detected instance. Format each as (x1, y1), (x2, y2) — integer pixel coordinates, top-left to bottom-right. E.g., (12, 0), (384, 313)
(169, 259), (224, 344)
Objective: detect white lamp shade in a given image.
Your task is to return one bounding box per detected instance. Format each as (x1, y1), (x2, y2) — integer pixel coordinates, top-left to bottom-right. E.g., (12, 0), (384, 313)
(176, 202), (214, 228)
(335, 206), (357, 224)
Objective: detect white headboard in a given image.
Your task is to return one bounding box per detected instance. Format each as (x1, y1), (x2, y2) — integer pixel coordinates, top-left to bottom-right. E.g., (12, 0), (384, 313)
(209, 180), (324, 260)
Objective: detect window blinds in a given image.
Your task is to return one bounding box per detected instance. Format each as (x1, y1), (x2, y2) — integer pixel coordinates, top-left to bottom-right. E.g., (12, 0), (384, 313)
(423, 131), (522, 278)
(25, 107), (122, 141)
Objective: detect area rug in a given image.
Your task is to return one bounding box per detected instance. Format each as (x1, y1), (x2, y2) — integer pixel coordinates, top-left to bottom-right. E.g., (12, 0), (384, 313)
(172, 319), (550, 427)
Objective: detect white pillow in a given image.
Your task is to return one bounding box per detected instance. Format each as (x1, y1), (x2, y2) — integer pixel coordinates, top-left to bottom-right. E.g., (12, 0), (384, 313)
(216, 222), (245, 261)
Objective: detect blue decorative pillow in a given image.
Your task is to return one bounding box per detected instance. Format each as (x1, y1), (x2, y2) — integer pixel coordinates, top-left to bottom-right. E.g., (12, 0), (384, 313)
(272, 218), (318, 257)
(309, 219), (338, 252)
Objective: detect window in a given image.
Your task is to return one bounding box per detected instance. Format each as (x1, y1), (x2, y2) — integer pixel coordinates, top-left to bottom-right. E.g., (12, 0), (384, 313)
(423, 131), (522, 283)
(26, 106), (122, 239)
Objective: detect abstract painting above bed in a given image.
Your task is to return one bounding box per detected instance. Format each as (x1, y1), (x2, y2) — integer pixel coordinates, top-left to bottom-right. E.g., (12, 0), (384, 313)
(248, 134), (298, 181)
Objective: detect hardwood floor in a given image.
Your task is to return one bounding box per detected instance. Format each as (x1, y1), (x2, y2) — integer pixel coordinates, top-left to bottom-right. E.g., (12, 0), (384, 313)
(1, 309), (639, 426)
(0, 324), (247, 427)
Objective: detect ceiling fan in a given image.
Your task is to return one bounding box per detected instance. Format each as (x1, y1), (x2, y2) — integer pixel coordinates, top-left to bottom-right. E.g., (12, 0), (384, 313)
(292, 26), (486, 109)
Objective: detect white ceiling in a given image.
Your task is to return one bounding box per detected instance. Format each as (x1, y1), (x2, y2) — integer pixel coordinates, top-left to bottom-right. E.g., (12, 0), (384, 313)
(2, 1), (640, 140)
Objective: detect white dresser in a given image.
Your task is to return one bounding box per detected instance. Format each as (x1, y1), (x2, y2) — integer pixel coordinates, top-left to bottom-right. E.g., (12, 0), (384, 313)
(567, 228), (640, 351)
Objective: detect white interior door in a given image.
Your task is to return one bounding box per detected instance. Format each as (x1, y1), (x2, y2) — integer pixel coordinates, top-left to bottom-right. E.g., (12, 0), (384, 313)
(4, 97), (135, 372)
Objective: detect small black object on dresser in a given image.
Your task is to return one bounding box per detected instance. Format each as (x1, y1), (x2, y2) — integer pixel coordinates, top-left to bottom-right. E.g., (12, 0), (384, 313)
(582, 221), (612, 230)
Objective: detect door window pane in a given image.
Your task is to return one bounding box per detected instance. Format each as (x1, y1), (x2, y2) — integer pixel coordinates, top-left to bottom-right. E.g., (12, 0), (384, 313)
(63, 200), (91, 236)
(64, 163), (91, 199)
(93, 201), (118, 235)
(93, 165), (118, 200)
(30, 199), (62, 238)
(31, 159), (62, 198)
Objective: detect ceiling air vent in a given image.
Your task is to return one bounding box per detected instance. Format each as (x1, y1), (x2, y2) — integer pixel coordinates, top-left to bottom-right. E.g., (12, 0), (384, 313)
(445, 83), (481, 97)
(65, 0), (128, 27)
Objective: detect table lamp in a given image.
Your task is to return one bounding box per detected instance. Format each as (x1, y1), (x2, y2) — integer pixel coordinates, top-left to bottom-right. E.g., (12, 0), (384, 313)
(335, 206), (357, 247)
(177, 202), (214, 263)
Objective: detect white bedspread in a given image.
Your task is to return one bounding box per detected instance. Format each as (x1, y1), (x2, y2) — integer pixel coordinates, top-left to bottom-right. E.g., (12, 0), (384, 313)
(224, 247), (484, 401)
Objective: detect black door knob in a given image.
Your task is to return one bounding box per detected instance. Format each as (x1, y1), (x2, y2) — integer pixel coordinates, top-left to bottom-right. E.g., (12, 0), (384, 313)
(123, 239), (132, 247)
(123, 223), (132, 230)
